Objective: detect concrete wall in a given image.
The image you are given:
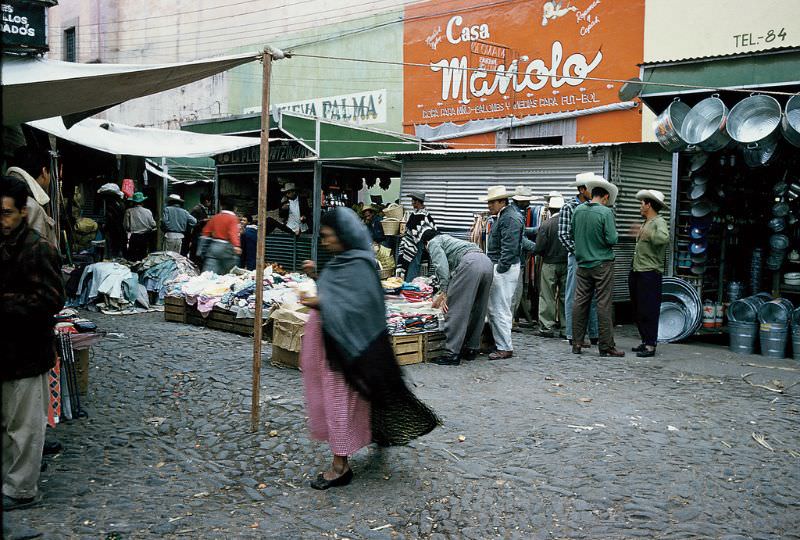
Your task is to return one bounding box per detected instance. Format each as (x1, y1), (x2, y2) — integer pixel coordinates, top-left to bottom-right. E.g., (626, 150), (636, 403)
(46, 0), (414, 130)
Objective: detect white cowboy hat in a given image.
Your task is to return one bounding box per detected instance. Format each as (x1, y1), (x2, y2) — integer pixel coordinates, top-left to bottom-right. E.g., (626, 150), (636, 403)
(408, 191), (426, 202)
(479, 185), (511, 202)
(167, 193), (184, 203)
(548, 195), (565, 209)
(511, 185), (535, 202)
(583, 176), (618, 206)
(636, 189), (666, 206)
(575, 172), (606, 187)
(281, 182), (297, 192)
(547, 190), (562, 198)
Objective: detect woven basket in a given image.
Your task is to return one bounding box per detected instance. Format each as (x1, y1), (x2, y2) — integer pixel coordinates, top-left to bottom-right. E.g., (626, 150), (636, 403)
(383, 203), (405, 221)
(379, 266), (394, 279)
(381, 218), (401, 235)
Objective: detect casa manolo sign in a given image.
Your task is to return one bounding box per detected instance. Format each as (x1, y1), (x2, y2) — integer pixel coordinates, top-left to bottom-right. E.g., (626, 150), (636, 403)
(246, 89), (387, 126)
(432, 15), (602, 107)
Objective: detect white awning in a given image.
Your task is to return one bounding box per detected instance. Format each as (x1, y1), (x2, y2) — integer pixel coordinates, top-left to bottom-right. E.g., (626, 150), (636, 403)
(27, 117), (263, 158)
(1, 52), (259, 126)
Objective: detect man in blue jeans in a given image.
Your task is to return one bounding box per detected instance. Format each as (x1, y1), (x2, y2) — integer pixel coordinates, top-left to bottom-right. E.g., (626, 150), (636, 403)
(558, 173), (599, 347)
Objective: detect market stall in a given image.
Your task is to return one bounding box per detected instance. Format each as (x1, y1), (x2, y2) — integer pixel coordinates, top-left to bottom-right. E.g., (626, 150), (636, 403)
(642, 47), (800, 355)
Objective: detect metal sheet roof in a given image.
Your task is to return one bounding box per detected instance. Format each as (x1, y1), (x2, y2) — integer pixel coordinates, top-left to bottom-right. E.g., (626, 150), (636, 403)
(640, 46), (800, 67)
(385, 142), (626, 158)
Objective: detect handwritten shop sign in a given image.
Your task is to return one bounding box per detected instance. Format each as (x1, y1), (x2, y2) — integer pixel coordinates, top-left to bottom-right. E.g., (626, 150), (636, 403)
(246, 89), (388, 126)
(1, 1), (49, 51)
(403, 0), (644, 127)
(216, 140), (313, 165)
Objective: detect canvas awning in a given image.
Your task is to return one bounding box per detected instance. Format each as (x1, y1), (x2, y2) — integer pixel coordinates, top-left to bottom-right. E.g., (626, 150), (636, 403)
(1, 51), (259, 126)
(27, 117), (262, 158)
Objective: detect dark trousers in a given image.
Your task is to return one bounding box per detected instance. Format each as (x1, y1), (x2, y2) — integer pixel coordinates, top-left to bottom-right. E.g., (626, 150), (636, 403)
(264, 217), (296, 236)
(572, 260), (616, 351)
(126, 232), (150, 262)
(628, 270), (663, 347)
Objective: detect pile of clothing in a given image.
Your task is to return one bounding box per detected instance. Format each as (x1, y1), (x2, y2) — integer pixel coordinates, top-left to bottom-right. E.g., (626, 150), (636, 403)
(71, 261), (153, 314)
(134, 251), (199, 304)
(385, 303), (442, 335)
(399, 277), (434, 303)
(165, 266), (311, 319)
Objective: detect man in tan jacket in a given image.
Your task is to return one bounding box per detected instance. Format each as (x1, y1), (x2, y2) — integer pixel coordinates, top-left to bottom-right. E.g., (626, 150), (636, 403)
(5, 152), (57, 246)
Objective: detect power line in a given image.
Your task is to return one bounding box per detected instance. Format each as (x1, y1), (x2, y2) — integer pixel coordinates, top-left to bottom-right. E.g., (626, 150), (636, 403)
(289, 53), (800, 97)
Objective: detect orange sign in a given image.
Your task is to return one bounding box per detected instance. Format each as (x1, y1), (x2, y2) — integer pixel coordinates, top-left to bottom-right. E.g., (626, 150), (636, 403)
(403, 0), (645, 130)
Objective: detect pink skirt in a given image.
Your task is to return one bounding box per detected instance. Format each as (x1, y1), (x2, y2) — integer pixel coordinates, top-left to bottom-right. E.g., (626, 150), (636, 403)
(301, 310), (372, 456)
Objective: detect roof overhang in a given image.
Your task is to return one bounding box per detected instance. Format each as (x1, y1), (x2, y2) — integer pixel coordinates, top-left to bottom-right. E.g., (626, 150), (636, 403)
(639, 48), (800, 113)
(385, 142), (626, 160)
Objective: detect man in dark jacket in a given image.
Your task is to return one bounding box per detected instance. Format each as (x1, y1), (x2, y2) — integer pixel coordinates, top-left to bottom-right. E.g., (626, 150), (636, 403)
(533, 194), (568, 338)
(1, 176), (65, 511)
(481, 186), (523, 360)
(187, 194), (212, 261)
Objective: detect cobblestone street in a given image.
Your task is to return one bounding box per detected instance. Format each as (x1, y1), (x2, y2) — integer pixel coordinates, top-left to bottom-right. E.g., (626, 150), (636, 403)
(5, 311), (800, 539)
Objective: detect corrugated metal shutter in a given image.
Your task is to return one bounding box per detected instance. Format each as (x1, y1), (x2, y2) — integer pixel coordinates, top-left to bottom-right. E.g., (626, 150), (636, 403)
(265, 233), (312, 271)
(400, 149), (605, 233)
(609, 144), (674, 301)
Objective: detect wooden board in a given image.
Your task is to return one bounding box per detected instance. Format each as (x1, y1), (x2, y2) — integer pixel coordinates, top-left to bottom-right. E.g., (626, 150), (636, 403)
(424, 331), (447, 361)
(164, 296), (187, 323)
(391, 334), (425, 365)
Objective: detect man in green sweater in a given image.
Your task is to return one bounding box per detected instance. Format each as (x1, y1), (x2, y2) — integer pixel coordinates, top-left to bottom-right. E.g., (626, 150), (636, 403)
(629, 189), (670, 358)
(570, 175), (624, 357)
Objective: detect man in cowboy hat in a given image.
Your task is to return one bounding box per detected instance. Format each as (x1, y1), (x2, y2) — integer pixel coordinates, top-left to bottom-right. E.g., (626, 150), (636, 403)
(279, 182), (311, 236)
(570, 174), (624, 357)
(397, 191), (437, 280)
(533, 193), (568, 338)
(481, 185), (523, 360)
(123, 191), (156, 261)
(510, 186), (538, 327)
(161, 193), (197, 253)
(629, 189), (670, 358)
(558, 172), (600, 347)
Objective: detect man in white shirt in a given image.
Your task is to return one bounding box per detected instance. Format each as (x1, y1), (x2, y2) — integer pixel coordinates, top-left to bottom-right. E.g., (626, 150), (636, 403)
(279, 182), (311, 235)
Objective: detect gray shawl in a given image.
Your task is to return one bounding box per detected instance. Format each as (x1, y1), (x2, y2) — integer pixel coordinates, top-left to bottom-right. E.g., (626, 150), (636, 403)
(317, 208), (385, 360)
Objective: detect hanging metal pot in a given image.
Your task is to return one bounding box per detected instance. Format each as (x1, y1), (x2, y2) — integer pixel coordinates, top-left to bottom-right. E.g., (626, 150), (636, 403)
(781, 93), (800, 148)
(654, 98), (691, 152)
(691, 200), (713, 217)
(768, 217), (786, 232)
(743, 139), (780, 168)
(727, 94), (782, 144)
(689, 183), (708, 200)
(688, 152), (710, 173)
(682, 95), (732, 152)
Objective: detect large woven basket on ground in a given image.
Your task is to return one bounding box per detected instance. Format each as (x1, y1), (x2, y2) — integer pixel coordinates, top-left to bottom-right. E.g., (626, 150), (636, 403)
(381, 218), (401, 235)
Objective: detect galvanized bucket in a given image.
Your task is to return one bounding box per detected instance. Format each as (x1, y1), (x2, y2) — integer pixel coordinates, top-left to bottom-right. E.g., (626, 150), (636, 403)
(781, 94), (800, 148)
(728, 320), (758, 355)
(758, 298), (793, 324)
(729, 295), (770, 322)
(760, 323), (789, 359)
(793, 325), (800, 361)
(683, 95), (732, 152)
(654, 99), (691, 152)
(727, 94), (782, 144)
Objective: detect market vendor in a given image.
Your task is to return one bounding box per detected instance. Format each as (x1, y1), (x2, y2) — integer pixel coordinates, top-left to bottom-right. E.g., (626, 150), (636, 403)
(361, 204), (385, 244)
(397, 191), (437, 281)
(199, 196), (241, 275)
(421, 229), (493, 366)
(279, 182), (311, 235)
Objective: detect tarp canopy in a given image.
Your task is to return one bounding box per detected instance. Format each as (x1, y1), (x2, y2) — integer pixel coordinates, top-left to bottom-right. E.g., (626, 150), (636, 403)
(1, 52), (260, 126)
(27, 117), (262, 158)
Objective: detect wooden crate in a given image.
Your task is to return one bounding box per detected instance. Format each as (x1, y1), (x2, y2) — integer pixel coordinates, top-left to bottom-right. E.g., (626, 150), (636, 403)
(206, 307), (256, 336)
(423, 331), (447, 361)
(164, 296), (187, 323)
(391, 334), (424, 365)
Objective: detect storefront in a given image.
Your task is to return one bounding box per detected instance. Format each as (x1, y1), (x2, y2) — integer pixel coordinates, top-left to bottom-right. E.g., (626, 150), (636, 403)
(641, 47), (800, 308)
(183, 111), (421, 270)
(392, 142), (675, 301)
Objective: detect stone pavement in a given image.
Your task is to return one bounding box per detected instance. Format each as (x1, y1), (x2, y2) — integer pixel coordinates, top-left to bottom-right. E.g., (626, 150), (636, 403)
(5, 312), (800, 539)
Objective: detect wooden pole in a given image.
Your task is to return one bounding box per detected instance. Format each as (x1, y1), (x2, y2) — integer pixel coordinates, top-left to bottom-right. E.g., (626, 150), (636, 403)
(251, 50), (273, 432)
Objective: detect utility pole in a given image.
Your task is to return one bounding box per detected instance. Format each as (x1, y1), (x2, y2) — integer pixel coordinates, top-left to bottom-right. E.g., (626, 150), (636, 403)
(251, 47), (289, 432)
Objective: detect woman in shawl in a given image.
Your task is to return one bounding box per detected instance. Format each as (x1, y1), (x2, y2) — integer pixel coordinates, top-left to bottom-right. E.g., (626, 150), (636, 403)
(300, 207), (439, 490)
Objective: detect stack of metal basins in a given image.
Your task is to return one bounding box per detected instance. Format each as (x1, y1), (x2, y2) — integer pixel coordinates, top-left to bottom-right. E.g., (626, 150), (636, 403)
(792, 307), (800, 361)
(657, 277), (703, 343)
(727, 293), (772, 355)
(751, 249), (764, 295)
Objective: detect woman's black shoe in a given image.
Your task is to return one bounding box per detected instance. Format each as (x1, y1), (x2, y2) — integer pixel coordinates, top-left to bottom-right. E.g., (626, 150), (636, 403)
(631, 343), (647, 353)
(310, 468), (353, 490)
(636, 348), (656, 358)
(460, 348), (479, 361)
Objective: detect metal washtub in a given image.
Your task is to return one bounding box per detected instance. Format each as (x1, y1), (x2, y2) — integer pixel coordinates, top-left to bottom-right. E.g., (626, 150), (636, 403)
(760, 323), (789, 359)
(682, 95), (731, 152)
(782, 94), (800, 148)
(654, 99), (691, 152)
(727, 94), (782, 167)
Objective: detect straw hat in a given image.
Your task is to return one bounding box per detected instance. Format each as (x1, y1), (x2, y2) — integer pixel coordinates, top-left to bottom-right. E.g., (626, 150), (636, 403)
(281, 182), (297, 192)
(479, 185), (511, 202)
(408, 191), (426, 202)
(635, 189), (666, 206)
(511, 185), (535, 202)
(168, 193), (184, 204)
(583, 176), (618, 206)
(575, 172), (605, 187)
(362, 204), (377, 213)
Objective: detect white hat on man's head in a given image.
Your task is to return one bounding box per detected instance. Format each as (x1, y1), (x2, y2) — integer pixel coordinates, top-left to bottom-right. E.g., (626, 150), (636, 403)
(479, 185), (511, 202)
(583, 175), (618, 206)
(575, 172), (606, 187)
(511, 185), (535, 202)
(548, 195), (565, 209)
(281, 182), (297, 192)
(168, 193), (184, 203)
(636, 189), (666, 207)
